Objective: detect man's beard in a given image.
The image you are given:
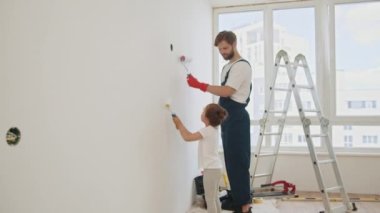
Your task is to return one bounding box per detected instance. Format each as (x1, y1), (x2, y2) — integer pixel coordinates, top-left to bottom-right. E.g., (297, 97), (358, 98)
(223, 50), (234, 60)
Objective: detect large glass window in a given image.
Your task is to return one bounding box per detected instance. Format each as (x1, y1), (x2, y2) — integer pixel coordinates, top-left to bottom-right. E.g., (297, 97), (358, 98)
(215, 1), (380, 153)
(335, 1), (380, 116)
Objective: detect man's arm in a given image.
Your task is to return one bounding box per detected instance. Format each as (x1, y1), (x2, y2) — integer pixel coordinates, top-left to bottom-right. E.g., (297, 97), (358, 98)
(187, 74), (236, 97)
(206, 85), (235, 97)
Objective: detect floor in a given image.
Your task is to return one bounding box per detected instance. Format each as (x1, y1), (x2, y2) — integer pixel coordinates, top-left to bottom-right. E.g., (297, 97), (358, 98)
(188, 199), (279, 213)
(188, 192), (380, 213)
(188, 200), (380, 213)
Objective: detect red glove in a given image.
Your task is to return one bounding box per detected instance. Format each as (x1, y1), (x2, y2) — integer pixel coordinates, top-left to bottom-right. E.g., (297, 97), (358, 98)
(187, 74), (208, 92)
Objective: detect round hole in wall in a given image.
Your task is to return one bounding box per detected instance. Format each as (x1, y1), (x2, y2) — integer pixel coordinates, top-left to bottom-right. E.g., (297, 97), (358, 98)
(6, 127), (21, 146)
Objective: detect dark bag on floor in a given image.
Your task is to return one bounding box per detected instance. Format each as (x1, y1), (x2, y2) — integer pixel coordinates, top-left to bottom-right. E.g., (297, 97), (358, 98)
(194, 175), (204, 195)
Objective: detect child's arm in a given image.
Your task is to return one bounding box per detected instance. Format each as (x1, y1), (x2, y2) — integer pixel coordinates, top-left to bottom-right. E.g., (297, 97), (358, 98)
(172, 116), (203, 142)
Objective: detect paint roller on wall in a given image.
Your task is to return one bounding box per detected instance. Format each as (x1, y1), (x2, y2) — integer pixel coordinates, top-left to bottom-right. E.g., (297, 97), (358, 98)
(169, 43), (192, 76)
(165, 103), (177, 118)
(179, 55), (191, 76)
(164, 102), (176, 117)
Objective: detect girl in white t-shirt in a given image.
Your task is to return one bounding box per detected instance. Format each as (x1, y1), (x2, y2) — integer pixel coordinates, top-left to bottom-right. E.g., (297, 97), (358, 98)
(172, 103), (228, 213)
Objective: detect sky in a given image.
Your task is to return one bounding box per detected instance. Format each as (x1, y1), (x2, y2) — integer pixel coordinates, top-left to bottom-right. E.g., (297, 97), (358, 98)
(335, 2), (380, 70)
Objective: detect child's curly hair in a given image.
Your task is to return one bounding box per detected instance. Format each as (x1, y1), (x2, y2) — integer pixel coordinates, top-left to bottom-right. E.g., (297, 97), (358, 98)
(205, 103), (228, 127)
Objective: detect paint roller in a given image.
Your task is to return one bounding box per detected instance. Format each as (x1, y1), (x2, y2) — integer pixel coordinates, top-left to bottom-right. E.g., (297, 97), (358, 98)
(164, 103), (177, 117)
(179, 55), (191, 76)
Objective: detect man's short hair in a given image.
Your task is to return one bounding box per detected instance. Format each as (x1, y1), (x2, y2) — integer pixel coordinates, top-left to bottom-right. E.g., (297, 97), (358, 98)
(214, 31), (237, 46)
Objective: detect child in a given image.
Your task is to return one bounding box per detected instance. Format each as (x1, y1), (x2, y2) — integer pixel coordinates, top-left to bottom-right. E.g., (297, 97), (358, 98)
(172, 103), (228, 213)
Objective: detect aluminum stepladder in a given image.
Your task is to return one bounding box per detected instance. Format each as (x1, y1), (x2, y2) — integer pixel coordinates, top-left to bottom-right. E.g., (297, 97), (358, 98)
(250, 50), (354, 213)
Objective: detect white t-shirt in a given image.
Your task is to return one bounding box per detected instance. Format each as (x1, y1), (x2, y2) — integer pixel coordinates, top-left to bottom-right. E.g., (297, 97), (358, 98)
(198, 126), (223, 170)
(220, 59), (252, 104)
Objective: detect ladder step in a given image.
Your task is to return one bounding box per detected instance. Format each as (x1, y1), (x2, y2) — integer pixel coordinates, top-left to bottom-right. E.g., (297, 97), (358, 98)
(258, 153), (277, 157)
(267, 110), (286, 114)
(310, 134), (328, 137)
(261, 132), (281, 136)
(289, 62), (307, 68)
(273, 87), (291, 91)
(278, 64), (289, 68)
(302, 109), (320, 113)
(254, 173), (272, 178)
(317, 159), (335, 165)
(278, 63), (307, 68)
(295, 85), (313, 90)
(324, 186), (343, 192)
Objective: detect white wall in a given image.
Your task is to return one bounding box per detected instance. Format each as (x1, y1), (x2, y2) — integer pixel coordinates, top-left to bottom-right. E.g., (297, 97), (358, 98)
(0, 0), (212, 212)
(219, 153), (380, 195)
(271, 153), (380, 195)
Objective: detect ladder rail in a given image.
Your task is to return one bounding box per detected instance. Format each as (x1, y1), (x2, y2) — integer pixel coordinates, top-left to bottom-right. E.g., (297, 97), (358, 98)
(294, 54), (323, 118)
(290, 56), (333, 211)
(251, 50), (294, 186)
(293, 54), (353, 212)
(251, 50), (285, 182)
(264, 81), (293, 184)
(323, 134), (353, 210)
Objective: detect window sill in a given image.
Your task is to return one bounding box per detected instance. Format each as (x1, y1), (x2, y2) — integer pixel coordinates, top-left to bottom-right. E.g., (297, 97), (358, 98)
(218, 148), (380, 157)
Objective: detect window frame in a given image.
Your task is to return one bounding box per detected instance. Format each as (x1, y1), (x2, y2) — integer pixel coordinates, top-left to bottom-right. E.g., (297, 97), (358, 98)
(213, 0), (380, 155)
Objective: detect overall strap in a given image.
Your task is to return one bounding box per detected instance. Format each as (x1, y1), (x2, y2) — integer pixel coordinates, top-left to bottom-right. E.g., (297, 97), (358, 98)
(221, 59), (252, 104)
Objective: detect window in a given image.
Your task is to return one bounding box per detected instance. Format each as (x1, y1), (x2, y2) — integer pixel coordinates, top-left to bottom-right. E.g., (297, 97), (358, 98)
(363, 136), (378, 144)
(343, 125), (352, 130)
(298, 135), (306, 143)
(347, 100), (377, 109)
(333, 126), (380, 148)
(331, 1), (380, 153)
(344, 141), (353, 148)
(344, 135), (352, 143)
(282, 133), (293, 144)
(347, 101), (363, 109)
(335, 1), (380, 116)
(215, 0), (380, 154)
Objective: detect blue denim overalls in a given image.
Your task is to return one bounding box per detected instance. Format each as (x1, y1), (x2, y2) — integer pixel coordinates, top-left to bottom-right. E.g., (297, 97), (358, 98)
(219, 59), (252, 207)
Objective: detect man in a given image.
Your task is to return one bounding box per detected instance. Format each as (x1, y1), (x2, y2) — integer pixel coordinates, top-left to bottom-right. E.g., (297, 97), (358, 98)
(187, 31), (252, 213)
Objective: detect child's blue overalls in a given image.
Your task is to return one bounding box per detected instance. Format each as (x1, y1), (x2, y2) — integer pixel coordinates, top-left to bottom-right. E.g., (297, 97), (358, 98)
(218, 59), (252, 208)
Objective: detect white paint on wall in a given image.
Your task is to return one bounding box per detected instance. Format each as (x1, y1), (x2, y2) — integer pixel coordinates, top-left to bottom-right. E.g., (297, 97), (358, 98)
(0, 0), (212, 212)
